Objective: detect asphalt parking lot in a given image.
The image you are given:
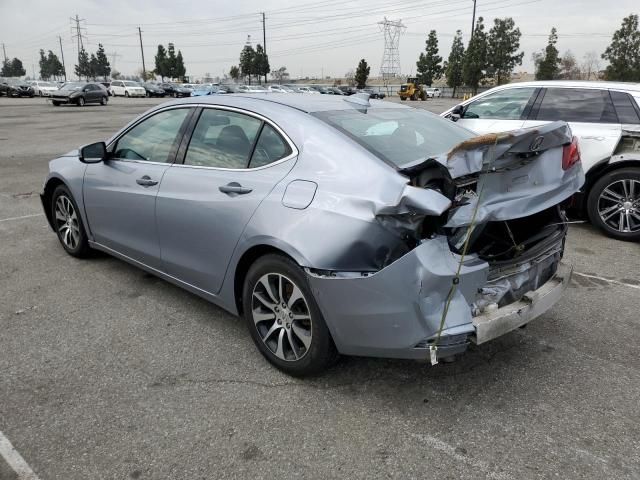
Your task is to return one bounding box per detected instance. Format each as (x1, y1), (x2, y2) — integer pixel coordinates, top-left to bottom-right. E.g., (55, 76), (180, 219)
(1, 95), (639, 480)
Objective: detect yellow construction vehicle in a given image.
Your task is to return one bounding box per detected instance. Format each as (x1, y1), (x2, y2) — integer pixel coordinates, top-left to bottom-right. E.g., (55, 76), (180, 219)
(398, 77), (427, 101)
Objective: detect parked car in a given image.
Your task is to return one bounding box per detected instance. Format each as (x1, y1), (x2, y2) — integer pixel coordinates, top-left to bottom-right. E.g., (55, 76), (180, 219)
(110, 80), (146, 97)
(142, 83), (165, 97)
(361, 88), (385, 99)
(99, 82), (112, 95)
(237, 85), (268, 93)
(426, 87), (442, 98)
(268, 85), (295, 93)
(325, 87), (344, 95)
(294, 86), (320, 94)
(442, 80), (640, 240)
(191, 84), (219, 96)
(338, 86), (357, 96)
(0, 78), (34, 97)
(50, 82), (108, 106)
(30, 80), (59, 97)
(40, 94), (582, 375)
(309, 86), (329, 94)
(159, 83), (191, 98)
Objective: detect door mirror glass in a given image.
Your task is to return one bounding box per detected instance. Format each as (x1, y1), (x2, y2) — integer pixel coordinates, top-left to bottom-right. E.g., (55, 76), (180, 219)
(80, 141), (107, 163)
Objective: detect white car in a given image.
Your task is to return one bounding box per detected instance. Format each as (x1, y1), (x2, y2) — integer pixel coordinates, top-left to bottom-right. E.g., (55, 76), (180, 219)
(295, 86), (320, 94)
(268, 85), (294, 93)
(442, 80), (640, 240)
(237, 85), (268, 93)
(109, 80), (146, 97)
(30, 81), (59, 97)
(426, 88), (441, 98)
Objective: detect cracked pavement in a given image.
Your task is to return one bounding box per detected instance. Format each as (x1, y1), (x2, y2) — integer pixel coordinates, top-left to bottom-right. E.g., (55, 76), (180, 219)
(1, 97), (639, 479)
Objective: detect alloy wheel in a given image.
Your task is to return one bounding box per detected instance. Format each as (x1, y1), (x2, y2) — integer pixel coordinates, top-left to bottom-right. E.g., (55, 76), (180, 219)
(54, 195), (80, 249)
(251, 273), (313, 361)
(597, 178), (640, 233)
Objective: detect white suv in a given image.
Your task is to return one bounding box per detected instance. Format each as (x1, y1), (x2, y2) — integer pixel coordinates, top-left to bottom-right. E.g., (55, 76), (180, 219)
(442, 81), (640, 241)
(109, 80), (146, 97)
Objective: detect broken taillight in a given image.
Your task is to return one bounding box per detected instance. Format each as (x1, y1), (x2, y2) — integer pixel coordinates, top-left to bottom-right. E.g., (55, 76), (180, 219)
(562, 136), (580, 171)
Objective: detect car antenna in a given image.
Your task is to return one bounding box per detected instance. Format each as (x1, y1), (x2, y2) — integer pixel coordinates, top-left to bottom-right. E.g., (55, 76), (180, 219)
(343, 92), (371, 111)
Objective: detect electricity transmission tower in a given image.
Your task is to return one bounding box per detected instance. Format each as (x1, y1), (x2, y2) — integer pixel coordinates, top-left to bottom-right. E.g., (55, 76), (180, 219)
(70, 14), (87, 79)
(378, 17), (406, 80)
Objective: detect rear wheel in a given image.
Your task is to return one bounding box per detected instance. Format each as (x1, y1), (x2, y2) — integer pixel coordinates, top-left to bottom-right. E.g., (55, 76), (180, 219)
(52, 101), (60, 106)
(242, 254), (338, 376)
(51, 185), (91, 258)
(587, 167), (640, 241)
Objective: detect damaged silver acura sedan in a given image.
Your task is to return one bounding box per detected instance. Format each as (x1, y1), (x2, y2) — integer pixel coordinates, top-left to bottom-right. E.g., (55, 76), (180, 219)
(41, 93), (584, 375)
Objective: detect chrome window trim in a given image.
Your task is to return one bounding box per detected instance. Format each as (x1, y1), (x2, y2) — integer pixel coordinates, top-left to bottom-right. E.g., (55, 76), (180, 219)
(174, 103), (299, 172)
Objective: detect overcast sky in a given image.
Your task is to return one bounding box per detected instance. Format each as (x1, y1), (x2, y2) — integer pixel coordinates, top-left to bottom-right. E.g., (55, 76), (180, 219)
(0, 0), (637, 80)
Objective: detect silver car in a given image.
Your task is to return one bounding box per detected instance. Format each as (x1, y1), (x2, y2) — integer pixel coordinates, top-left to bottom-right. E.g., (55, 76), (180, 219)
(41, 94), (583, 375)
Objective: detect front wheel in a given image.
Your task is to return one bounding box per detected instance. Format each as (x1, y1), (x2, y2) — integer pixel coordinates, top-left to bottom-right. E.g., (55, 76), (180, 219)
(100, 96), (107, 105)
(400, 96), (407, 101)
(243, 254), (338, 376)
(52, 101), (60, 106)
(587, 167), (640, 241)
(77, 96), (85, 107)
(125, 91), (129, 97)
(51, 185), (91, 257)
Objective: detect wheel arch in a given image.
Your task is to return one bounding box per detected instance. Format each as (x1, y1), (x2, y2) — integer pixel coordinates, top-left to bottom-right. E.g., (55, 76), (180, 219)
(582, 157), (640, 214)
(42, 176), (67, 230)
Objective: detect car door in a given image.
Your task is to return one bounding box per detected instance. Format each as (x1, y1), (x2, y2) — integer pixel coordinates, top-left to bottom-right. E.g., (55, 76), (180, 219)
(156, 107), (297, 294)
(83, 107), (193, 268)
(521, 87), (622, 173)
(86, 84), (100, 102)
(455, 87), (539, 134)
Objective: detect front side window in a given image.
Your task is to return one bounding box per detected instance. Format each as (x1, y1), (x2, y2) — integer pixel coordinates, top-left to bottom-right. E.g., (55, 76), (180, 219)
(463, 87), (536, 120)
(536, 88), (618, 123)
(113, 108), (190, 163)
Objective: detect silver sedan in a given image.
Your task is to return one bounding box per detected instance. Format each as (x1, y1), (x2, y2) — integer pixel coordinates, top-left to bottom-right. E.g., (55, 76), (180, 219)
(41, 93), (584, 375)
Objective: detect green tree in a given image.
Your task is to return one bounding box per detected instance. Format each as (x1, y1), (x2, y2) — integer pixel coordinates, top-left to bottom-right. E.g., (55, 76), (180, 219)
(39, 49), (49, 79)
(154, 44), (168, 80)
(534, 27), (561, 80)
(462, 17), (488, 94)
(95, 43), (111, 80)
(239, 45), (256, 84)
(229, 65), (240, 81)
(416, 30), (443, 87)
(354, 58), (370, 88)
(175, 50), (186, 80)
(89, 53), (99, 80)
(445, 30), (465, 97)
(1, 57), (26, 77)
(602, 14), (640, 81)
(166, 43), (178, 79)
(486, 17), (523, 85)
(253, 44), (270, 84)
(46, 50), (64, 80)
(74, 48), (90, 80)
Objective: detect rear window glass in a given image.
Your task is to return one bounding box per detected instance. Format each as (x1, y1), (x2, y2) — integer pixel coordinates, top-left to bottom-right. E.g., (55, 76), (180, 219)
(536, 88), (618, 123)
(313, 108), (473, 168)
(610, 91), (640, 124)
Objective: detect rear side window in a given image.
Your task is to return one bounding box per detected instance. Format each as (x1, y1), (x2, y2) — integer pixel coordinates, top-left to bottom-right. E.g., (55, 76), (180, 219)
(610, 91), (640, 124)
(536, 88), (618, 123)
(249, 124), (292, 168)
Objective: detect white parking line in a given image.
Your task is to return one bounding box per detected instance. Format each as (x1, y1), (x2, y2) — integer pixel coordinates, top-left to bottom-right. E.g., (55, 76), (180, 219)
(573, 271), (640, 290)
(0, 431), (41, 480)
(0, 213), (43, 223)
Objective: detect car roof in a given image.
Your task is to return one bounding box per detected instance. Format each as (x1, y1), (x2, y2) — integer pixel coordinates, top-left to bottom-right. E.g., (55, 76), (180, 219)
(491, 80), (640, 93)
(178, 92), (410, 113)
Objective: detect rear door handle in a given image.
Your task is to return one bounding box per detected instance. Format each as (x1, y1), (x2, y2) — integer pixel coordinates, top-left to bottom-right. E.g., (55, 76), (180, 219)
(136, 175), (158, 187)
(219, 182), (252, 195)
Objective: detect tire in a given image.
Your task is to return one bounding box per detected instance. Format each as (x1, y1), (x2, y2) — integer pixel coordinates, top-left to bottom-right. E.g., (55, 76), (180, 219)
(410, 93), (417, 101)
(125, 91), (130, 97)
(52, 101), (60, 106)
(39, 91), (43, 97)
(400, 96), (407, 101)
(51, 185), (91, 258)
(587, 167), (640, 241)
(146, 91), (150, 97)
(173, 92), (178, 98)
(242, 254), (338, 376)
(100, 96), (107, 105)
(77, 96), (85, 107)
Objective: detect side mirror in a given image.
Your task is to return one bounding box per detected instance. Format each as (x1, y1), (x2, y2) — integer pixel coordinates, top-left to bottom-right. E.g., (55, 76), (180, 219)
(79, 142), (107, 163)
(448, 104), (464, 122)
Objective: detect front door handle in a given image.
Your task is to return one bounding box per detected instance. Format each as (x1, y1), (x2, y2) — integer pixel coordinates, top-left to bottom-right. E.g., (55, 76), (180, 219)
(136, 175), (158, 187)
(219, 182), (252, 195)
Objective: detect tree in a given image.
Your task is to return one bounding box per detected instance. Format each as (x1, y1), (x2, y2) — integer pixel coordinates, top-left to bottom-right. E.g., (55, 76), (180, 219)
(166, 43), (178, 79)
(39, 49), (49, 79)
(175, 50), (186, 80)
(229, 65), (240, 82)
(559, 50), (581, 79)
(345, 69), (355, 86)
(154, 44), (168, 80)
(416, 30), (443, 87)
(354, 58), (370, 88)
(581, 51), (601, 80)
(239, 45), (256, 84)
(252, 44), (270, 84)
(486, 17), (523, 85)
(74, 48), (90, 80)
(89, 53), (99, 80)
(1, 57), (26, 77)
(95, 43), (111, 80)
(445, 30), (465, 97)
(111, 70), (121, 80)
(534, 27), (561, 80)
(602, 14), (640, 81)
(272, 66), (288, 82)
(462, 17), (488, 94)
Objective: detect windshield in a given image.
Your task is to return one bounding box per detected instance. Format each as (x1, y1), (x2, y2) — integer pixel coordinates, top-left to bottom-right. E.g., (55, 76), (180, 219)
(124, 81), (140, 87)
(313, 108), (473, 168)
(60, 82), (84, 91)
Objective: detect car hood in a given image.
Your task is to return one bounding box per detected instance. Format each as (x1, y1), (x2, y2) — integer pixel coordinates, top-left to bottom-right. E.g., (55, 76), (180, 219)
(53, 90), (74, 97)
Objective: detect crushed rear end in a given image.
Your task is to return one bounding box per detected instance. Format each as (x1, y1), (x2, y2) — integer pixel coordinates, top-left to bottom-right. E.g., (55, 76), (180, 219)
(307, 121), (584, 361)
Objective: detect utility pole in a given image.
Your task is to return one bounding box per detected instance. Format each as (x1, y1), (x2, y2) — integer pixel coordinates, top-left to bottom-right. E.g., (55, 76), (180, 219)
(138, 27), (146, 80)
(58, 36), (67, 82)
(2, 43), (7, 63)
(262, 12), (267, 84)
(70, 14), (87, 80)
(470, 0), (477, 39)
